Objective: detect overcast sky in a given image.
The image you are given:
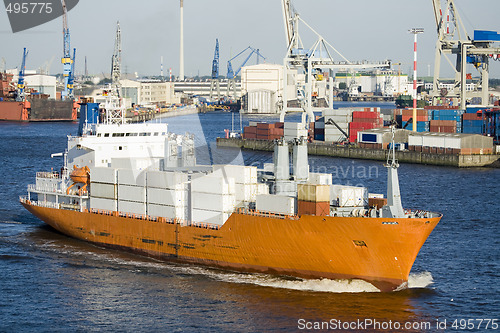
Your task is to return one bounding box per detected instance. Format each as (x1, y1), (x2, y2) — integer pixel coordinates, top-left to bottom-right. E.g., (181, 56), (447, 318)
(1, 0), (499, 78)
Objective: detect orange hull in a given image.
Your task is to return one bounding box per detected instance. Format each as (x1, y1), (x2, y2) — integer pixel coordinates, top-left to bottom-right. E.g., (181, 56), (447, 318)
(22, 202), (440, 291)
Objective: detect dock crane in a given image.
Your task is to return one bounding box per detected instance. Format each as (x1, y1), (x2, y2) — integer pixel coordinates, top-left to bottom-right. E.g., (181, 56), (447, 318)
(226, 46), (266, 99)
(431, 0), (500, 107)
(209, 39), (221, 101)
(16, 48), (28, 102)
(111, 21), (122, 97)
(280, 0), (391, 125)
(66, 48), (76, 98)
(61, 0), (75, 100)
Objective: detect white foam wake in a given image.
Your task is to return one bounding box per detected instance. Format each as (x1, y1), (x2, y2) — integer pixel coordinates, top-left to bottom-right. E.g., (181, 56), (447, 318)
(408, 271), (434, 288)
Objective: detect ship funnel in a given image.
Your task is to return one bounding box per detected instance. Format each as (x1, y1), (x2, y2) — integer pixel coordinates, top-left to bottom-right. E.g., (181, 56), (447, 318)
(292, 136), (309, 182)
(273, 138), (290, 181)
(382, 126), (405, 218)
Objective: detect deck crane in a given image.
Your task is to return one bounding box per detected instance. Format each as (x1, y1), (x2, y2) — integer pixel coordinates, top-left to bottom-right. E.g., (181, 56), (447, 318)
(280, 0), (391, 125)
(16, 48), (28, 102)
(111, 21), (121, 97)
(60, 0), (74, 101)
(209, 39), (221, 101)
(226, 46), (266, 99)
(431, 0), (500, 107)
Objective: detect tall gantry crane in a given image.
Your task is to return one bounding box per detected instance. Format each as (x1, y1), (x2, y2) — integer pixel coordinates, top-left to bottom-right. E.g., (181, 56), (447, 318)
(226, 46), (266, 99)
(280, 0), (391, 124)
(61, 0), (74, 100)
(111, 21), (122, 97)
(431, 0), (500, 107)
(16, 48), (28, 102)
(209, 39), (221, 101)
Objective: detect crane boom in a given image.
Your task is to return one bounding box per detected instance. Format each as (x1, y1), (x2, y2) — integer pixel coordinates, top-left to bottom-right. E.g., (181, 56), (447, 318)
(281, 0), (294, 49)
(111, 21), (121, 96)
(211, 39), (220, 80)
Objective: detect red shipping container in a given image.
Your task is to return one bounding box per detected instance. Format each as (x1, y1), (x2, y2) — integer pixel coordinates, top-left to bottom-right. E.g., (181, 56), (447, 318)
(244, 126), (257, 134)
(274, 122), (284, 128)
(243, 133), (256, 139)
(462, 113), (482, 121)
(257, 122), (274, 129)
(352, 111), (379, 119)
(298, 200), (330, 216)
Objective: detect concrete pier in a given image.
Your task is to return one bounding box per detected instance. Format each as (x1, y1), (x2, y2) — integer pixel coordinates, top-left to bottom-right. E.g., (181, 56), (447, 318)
(216, 138), (500, 168)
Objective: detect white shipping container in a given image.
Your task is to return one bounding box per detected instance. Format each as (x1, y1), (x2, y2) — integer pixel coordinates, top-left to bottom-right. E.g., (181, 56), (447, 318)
(118, 169), (146, 186)
(247, 90), (276, 114)
(147, 187), (187, 206)
(234, 183), (257, 202)
(90, 182), (117, 199)
(308, 172), (332, 185)
(368, 193), (384, 198)
(191, 174), (235, 195)
(256, 183), (269, 195)
(118, 184), (146, 202)
(212, 165), (258, 184)
(118, 200), (146, 216)
(90, 167), (117, 184)
(322, 108), (353, 117)
(147, 203), (187, 220)
(284, 128), (308, 138)
(146, 171), (188, 189)
(330, 185), (368, 207)
(324, 126), (348, 135)
(192, 192), (236, 212)
(324, 134), (345, 142)
(324, 115), (350, 124)
(90, 197), (117, 211)
(408, 135), (423, 147)
(284, 122), (305, 130)
(256, 194), (296, 215)
(192, 209), (230, 226)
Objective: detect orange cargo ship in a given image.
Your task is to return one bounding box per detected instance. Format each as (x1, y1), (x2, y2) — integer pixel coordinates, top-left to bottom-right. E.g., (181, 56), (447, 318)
(20, 97), (441, 292)
(21, 201), (440, 291)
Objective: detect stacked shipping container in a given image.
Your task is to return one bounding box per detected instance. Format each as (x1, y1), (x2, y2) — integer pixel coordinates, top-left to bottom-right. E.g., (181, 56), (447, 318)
(297, 184), (330, 216)
(349, 107), (383, 143)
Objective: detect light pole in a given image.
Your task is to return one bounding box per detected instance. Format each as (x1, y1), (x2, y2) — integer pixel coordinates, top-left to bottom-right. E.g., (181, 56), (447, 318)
(409, 28), (424, 132)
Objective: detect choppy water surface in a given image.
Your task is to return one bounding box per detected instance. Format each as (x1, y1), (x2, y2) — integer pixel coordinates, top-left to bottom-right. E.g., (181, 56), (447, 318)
(0, 110), (498, 332)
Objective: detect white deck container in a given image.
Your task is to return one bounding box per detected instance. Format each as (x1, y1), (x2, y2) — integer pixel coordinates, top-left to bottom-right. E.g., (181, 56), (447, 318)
(192, 209), (230, 226)
(118, 185), (146, 203)
(212, 165), (258, 184)
(256, 194), (296, 215)
(90, 182), (117, 199)
(146, 171), (188, 189)
(90, 197), (117, 211)
(90, 167), (117, 184)
(191, 175), (235, 195)
(118, 200), (146, 216)
(234, 183), (257, 202)
(147, 203), (187, 220)
(308, 172), (333, 185)
(192, 192), (236, 212)
(256, 183), (269, 196)
(331, 185), (368, 207)
(117, 169), (146, 186)
(147, 187), (187, 206)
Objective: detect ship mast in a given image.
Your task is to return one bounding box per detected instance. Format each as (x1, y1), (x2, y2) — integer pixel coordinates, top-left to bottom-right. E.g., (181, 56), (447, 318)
(383, 126), (405, 218)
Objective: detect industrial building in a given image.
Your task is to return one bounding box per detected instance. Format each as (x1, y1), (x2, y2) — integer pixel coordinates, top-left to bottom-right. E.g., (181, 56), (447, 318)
(121, 79), (180, 106)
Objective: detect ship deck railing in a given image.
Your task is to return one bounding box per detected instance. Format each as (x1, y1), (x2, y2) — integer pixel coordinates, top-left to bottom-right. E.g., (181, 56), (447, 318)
(20, 197), (60, 209)
(87, 209), (222, 230)
(236, 208), (300, 220)
(36, 171), (60, 179)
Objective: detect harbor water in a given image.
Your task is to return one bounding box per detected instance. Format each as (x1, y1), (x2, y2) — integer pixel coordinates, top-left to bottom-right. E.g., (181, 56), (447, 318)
(1, 109), (499, 332)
